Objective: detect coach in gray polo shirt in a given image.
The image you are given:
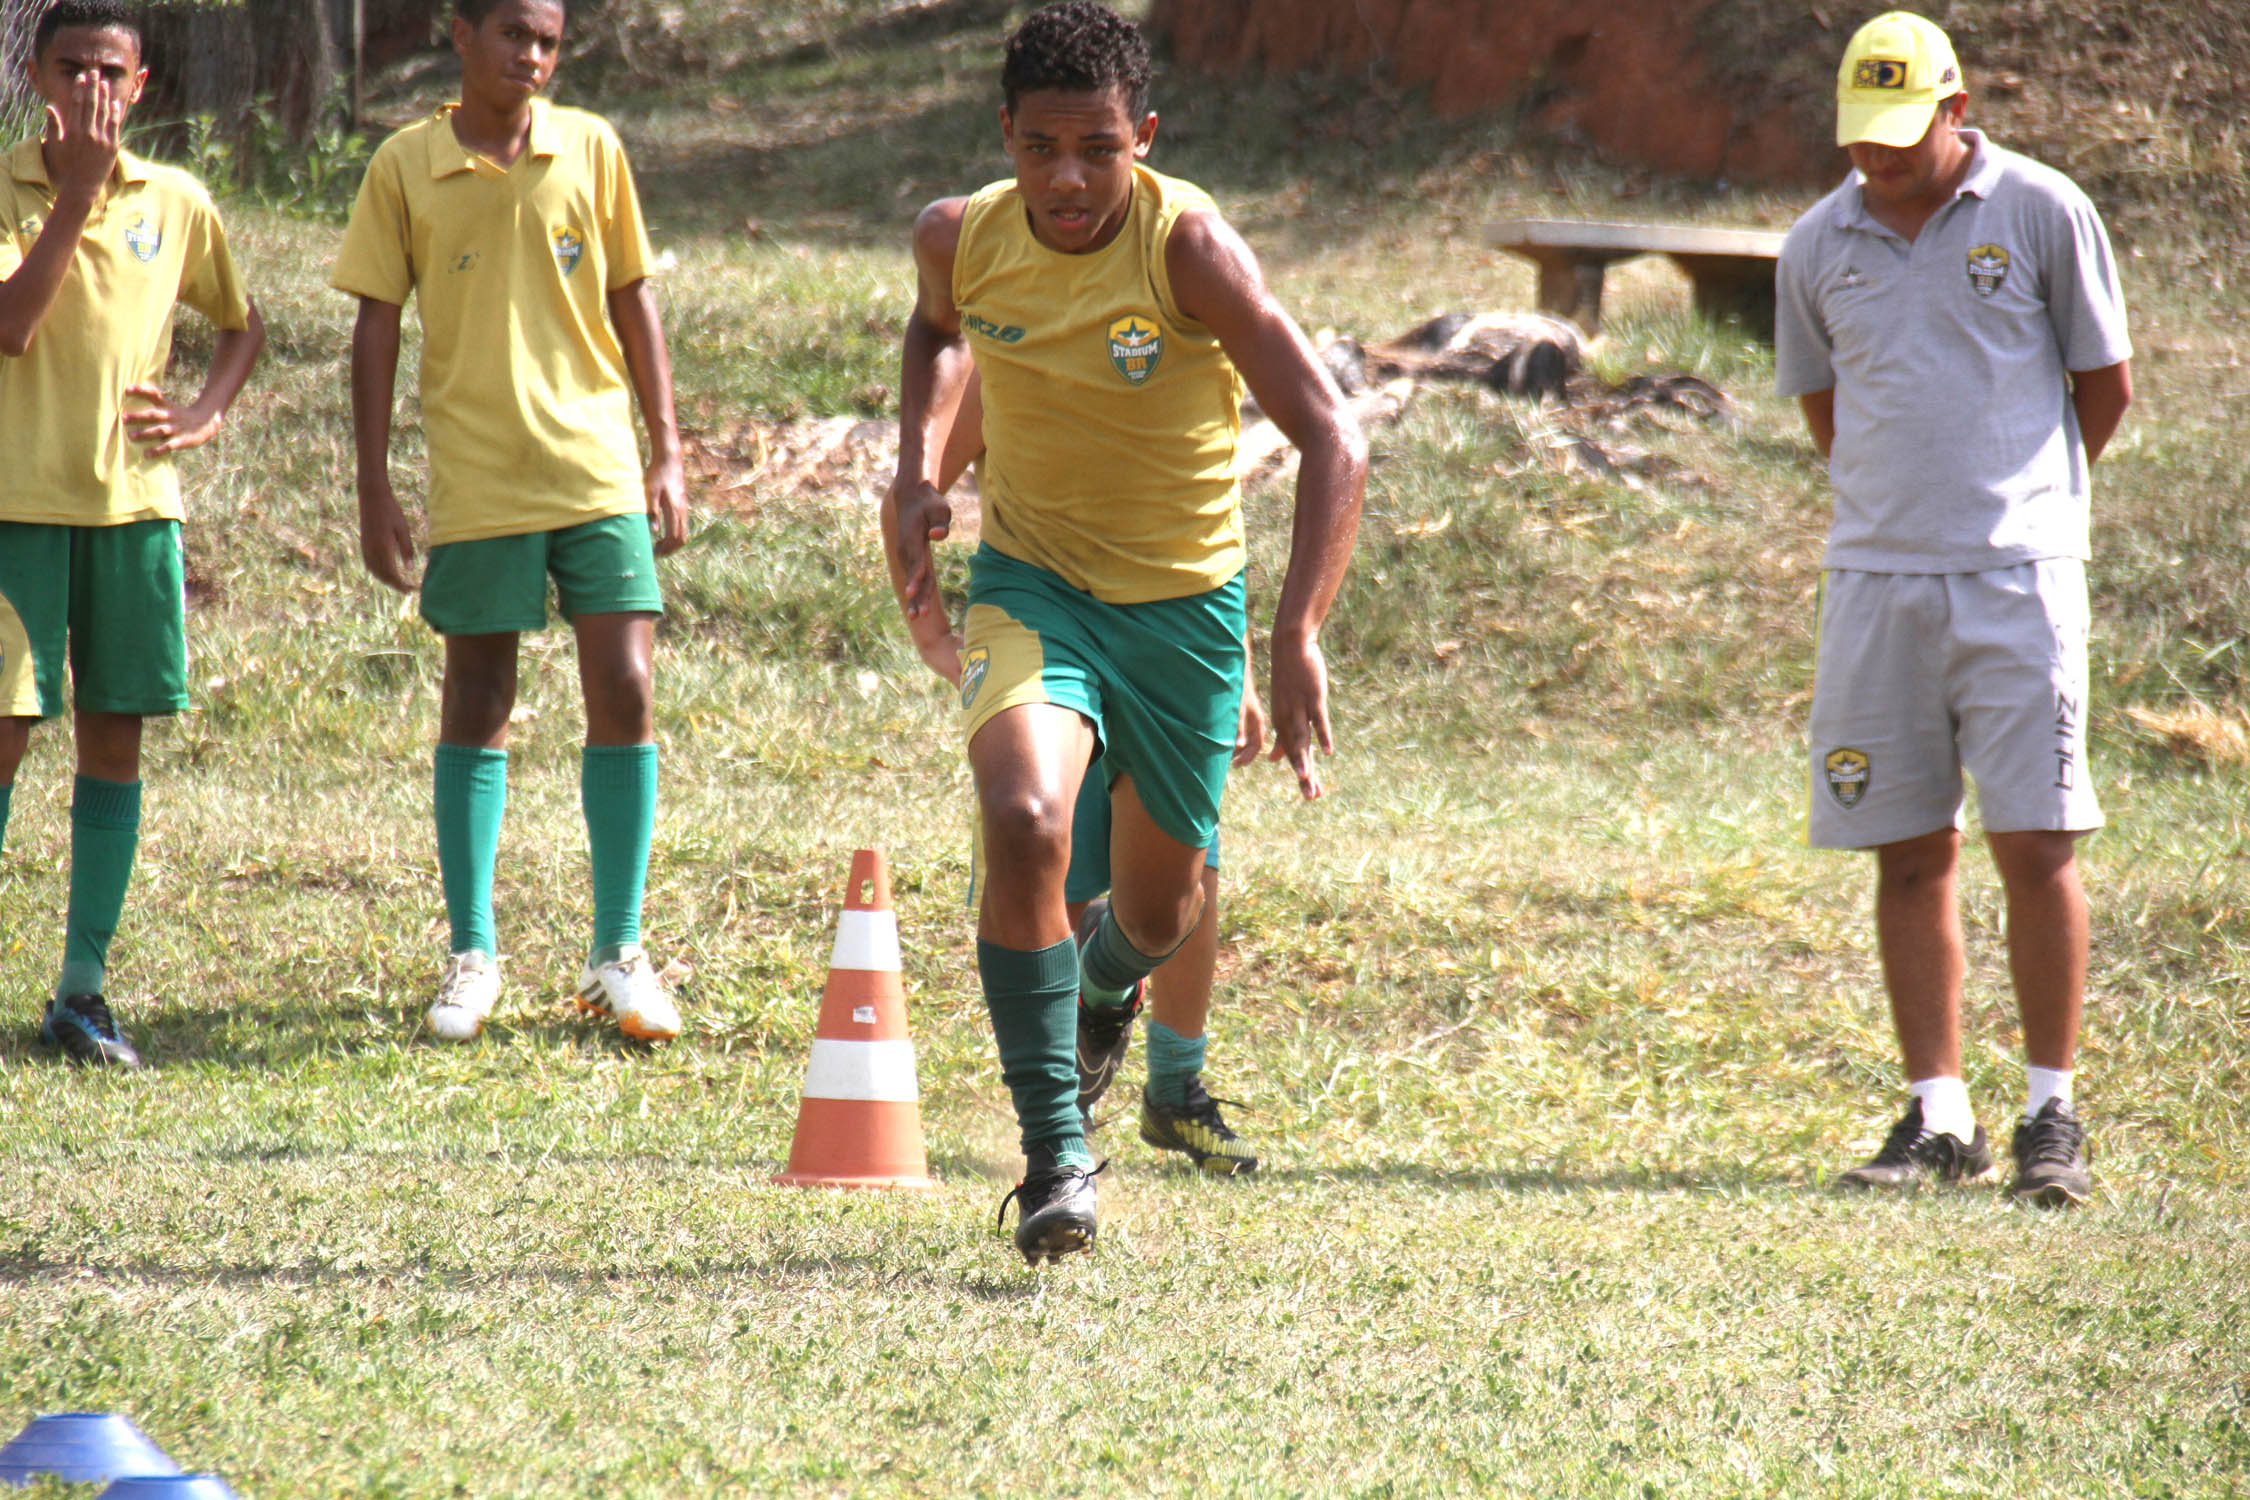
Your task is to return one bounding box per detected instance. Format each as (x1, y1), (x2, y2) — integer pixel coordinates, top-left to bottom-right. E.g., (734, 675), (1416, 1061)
(1775, 10), (2132, 1206)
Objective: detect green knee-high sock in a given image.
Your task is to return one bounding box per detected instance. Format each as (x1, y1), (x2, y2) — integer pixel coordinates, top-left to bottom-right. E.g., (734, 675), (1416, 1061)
(0, 781), (12, 857)
(582, 743), (656, 965)
(1144, 1020), (1208, 1108)
(59, 775), (141, 998)
(434, 745), (507, 957)
(979, 937), (1092, 1167)
(1080, 904), (1190, 1008)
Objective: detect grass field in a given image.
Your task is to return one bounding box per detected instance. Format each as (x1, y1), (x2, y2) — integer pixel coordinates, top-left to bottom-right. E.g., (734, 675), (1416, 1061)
(2, 4), (2248, 1496)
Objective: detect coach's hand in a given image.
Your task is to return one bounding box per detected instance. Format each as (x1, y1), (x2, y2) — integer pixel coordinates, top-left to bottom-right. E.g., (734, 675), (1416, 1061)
(357, 476), (419, 593)
(889, 476), (952, 622)
(1267, 630), (1333, 800)
(645, 451), (688, 556)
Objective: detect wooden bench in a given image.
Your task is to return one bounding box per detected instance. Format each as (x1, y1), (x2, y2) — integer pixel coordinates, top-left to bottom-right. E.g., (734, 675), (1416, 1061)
(1486, 219), (1788, 338)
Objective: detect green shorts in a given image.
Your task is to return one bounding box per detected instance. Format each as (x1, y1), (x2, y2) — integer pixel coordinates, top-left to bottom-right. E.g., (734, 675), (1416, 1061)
(420, 513), (663, 636)
(1065, 757), (1222, 904)
(0, 519), (188, 719)
(961, 544), (1244, 852)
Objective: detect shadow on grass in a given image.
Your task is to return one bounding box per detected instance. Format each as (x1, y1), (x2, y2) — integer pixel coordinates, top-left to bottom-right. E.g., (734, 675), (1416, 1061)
(1189, 1162), (1803, 1194)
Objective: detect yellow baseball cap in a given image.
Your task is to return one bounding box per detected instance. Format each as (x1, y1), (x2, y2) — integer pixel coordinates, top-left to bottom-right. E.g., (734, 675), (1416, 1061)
(1836, 11), (1962, 148)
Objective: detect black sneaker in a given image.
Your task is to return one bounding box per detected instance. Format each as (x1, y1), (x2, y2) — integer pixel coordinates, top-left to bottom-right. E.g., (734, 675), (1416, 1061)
(1138, 1077), (1259, 1175)
(40, 994), (143, 1069)
(2009, 1099), (2092, 1207)
(996, 1148), (1106, 1265)
(1073, 899), (1142, 1120)
(1835, 1098), (1992, 1189)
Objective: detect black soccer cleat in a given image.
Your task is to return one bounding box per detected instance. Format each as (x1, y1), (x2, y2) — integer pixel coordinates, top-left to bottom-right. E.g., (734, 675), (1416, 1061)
(2009, 1098), (2092, 1208)
(1138, 1077), (1259, 1176)
(996, 1149), (1106, 1265)
(1835, 1098), (1992, 1190)
(1073, 899), (1143, 1120)
(40, 994), (143, 1069)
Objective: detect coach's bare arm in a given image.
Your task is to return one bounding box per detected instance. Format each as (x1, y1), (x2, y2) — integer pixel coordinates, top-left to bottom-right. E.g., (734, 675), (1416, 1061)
(882, 196), (979, 684)
(1167, 208), (1366, 800)
(2069, 360), (2132, 463)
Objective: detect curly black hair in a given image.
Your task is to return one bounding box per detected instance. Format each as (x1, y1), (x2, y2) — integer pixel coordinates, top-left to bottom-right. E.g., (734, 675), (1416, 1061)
(1001, 2), (1151, 119)
(33, 0), (140, 61)
(456, 0), (563, 26)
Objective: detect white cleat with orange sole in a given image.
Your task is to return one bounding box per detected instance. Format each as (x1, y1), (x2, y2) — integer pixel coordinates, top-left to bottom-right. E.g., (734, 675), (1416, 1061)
(426, 951), (501, 1042)
(575, 944), (681, 1041)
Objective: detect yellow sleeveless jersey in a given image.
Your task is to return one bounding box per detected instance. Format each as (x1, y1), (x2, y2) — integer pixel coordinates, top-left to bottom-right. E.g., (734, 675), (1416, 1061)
(953, 165), (1244, 604)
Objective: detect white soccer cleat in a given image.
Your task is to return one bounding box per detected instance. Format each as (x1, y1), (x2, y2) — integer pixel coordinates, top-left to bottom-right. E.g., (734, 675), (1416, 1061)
(575, 944), (680, 1042)
(426, 951), (501, 1041)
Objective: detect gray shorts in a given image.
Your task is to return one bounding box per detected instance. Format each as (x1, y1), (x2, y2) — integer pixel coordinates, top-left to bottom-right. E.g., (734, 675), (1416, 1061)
(1808, 560), (2102, 849)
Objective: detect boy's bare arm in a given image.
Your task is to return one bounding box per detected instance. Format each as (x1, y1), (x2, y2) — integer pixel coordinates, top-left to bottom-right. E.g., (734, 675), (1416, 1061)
(883, 197), (975, 681)
(606, 277), (687, 555)
(1166, 209), (1366, 800)
(0, 76), (123, 357)
(350, 296), (417, 593)
(123, 300), (266, 455)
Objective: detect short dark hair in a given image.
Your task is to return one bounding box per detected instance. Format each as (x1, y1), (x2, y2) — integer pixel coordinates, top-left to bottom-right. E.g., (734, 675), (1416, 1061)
(1001, 2), (1151, 119)
(455, 0), (562, 25)
(33, 0), (140, 61)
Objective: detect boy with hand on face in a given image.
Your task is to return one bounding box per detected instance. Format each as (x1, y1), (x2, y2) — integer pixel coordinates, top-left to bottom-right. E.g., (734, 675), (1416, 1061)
(0, 0), (265, 1067)
(336, 0), (689, 1044)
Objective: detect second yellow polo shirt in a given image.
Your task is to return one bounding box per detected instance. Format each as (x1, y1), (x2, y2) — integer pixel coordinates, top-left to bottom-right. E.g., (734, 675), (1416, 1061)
(332, 99), (655, 546)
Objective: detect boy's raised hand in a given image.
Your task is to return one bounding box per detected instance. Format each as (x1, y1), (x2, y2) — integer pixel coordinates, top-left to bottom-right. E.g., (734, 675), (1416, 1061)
(45, 73), (124, 203)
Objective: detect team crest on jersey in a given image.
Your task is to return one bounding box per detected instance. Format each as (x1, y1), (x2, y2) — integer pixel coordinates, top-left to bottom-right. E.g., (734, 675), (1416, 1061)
(1852, 58), (1909, 90)
(959, 646), (989, 709)
(552, 227), (584, 276)
(1966, 243), (2010, 298)
(1824, 748), (1871, 809)
(122, 214), (160, 263)
(1106, 313), (1162, 386)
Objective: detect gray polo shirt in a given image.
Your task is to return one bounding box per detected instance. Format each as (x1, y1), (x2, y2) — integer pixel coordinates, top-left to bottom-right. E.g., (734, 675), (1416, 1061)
(1775, 131), (2131, 573)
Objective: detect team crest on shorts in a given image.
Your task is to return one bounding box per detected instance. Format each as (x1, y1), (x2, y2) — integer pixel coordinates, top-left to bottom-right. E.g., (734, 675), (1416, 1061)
(959, 646), (989, 709)
(122, 214), (161, 263)
(1106, 313), (1162, 386)
(1966, 243), (2010, 298)
(1824, 748), (1871, 809)
(552, 227), (585, 277)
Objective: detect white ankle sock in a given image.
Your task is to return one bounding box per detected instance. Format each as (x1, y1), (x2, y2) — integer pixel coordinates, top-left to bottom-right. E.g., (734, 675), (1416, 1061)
(1907, 1075), (1975, 1141)
(2024, 1064), (2073, 1121)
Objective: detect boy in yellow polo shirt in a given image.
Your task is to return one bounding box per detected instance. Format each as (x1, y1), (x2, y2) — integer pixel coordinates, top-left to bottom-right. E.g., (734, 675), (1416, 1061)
(0, 0), (265, 1069)
(336, 0), (688, 1044)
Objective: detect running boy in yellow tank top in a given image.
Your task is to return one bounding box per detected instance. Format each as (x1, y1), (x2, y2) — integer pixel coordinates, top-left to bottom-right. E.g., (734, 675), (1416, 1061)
(336, 0), (688, 1045)
(883, 1), (1366, 1263)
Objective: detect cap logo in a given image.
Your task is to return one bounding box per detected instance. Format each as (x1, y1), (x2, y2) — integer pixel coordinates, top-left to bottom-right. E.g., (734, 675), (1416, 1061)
(1853, 57), (1910, 90)
(1938, 64), (1958, 87)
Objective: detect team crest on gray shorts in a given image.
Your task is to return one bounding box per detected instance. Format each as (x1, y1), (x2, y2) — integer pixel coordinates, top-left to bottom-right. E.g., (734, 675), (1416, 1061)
(1824, 748), (1871, 809)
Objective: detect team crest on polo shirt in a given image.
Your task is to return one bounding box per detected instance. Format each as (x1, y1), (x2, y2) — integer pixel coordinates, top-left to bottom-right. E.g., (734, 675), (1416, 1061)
(122, 214), (161, 263)
(1106, 313), (1162, 386)
(1966, 243), (2010, 298)
(1824, 748), (1871, 809)
(552, 226), (585, 277)
(959, 646), (989, 709)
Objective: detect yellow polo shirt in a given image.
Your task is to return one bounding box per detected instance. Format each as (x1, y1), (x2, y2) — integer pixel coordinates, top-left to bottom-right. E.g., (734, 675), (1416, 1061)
(0, 142), (251, 527)
(332, 100), (655, 546)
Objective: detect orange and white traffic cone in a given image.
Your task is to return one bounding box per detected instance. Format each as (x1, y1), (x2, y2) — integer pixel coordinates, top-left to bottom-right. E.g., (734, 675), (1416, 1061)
(774, 848), (938, 1190)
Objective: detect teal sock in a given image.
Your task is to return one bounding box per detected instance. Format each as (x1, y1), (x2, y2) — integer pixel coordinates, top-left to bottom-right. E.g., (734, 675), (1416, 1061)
(979, 936), (1093, 1167)
(0, 781), (12, 857)
(1080, 905), (1181, 1009)
(434, 745), (507, 956)
(582, 743), (656, 965)
(59, 775), (141, 998)
(1145, 1020), (1207, 1108)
